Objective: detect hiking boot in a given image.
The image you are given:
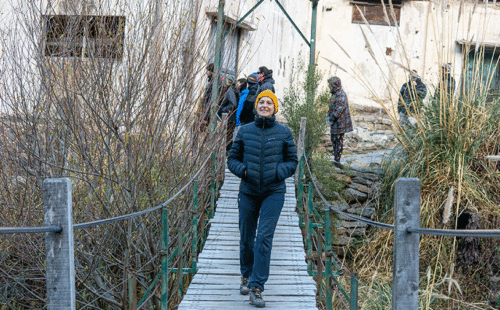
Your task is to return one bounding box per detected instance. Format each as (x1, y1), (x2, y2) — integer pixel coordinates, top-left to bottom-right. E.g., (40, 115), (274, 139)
(249, 287), (265, 308)
(333, 160), (343, 169)
(240, 277), (250, 295)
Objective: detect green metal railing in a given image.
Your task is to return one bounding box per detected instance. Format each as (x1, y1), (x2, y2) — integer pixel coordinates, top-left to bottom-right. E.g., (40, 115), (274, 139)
(137, 148), (224, 309)
(296, 155), (359, 310)
(137, 131), (225, 310)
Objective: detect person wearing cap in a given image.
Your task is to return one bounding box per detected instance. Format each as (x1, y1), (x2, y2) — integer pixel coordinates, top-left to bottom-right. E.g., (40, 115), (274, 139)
(239, 73), (260, 125)
(234, 78), (249, 139)
(435, 63), (455, 100)
(326, 76), (353, 166)
(227, 89), (298, 308)
(218, 76), (238, 152)
(257, 66), (275, 93)
(200, 63), (215, 132)
(397, 69), (427, 126)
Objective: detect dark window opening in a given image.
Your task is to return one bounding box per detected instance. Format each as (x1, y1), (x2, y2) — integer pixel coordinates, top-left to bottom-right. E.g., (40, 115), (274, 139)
(209, 20), (241, 79)
(43, 15), (125, 59)
(351, 1), (401, 26)
(463, 47), (500, 101)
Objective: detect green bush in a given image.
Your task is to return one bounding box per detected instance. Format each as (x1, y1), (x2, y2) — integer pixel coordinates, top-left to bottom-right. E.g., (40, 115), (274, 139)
(281, 59), (330, 155)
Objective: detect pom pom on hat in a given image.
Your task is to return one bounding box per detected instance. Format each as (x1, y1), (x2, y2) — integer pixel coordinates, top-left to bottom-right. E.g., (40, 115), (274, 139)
(255, 90), (279, 114)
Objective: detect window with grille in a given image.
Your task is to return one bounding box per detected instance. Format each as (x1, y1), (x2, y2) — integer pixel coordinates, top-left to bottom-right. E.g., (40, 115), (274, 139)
(43, 15), (125, 59)
(351, 0), (401, 26)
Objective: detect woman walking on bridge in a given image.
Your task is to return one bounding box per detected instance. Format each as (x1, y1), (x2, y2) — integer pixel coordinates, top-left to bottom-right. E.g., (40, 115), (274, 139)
(227, 89), (298, 308)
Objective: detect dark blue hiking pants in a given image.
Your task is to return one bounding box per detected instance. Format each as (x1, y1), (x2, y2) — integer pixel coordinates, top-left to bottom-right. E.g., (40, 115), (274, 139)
(238, 191), (285, 291)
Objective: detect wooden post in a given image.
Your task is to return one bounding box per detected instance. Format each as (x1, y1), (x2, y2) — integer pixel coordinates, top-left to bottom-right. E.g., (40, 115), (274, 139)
(392, 178), (420, 310)
(219, 113), (228, 180)
(295, 117), (307, 186)
(43, 178), (76, 310)
(128, 273), (137, 310)
(306, 183), (314, 275)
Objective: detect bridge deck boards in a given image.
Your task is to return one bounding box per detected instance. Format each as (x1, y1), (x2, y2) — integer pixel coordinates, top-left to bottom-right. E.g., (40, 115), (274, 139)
(178, 170), (318, 310)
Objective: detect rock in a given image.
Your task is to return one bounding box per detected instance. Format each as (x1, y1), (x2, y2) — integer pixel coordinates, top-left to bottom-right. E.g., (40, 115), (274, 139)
(353, 171), (380, 181)
(330, 199), (349, 211)
(337, 213), (353, 221)
(336, 220), (368, 228)
(351, 176), (374, 186)
(348, 183), (371, 194)
(347, 206), (376, 217)
(343, 188), (368, 203)
(345, 227), (366, 237)
(333, 235), (352, 246)
(335, 174), (352, 183)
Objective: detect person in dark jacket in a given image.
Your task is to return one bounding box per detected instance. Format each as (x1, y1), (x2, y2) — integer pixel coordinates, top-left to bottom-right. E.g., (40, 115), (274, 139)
(234, 78), (249, 139)
(435, 63), (455, 100)
(239, 73), (259, 125)
(257, 66), (275, 93)
(326, 76), (353, 166)
(228, 89), (298, 308)
(218, 76), (239, 153)
(398, 70), (427, 125)
(200, 63), (215, 132)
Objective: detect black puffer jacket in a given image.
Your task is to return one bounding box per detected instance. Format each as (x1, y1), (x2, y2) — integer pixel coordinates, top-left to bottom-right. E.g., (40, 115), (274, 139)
(228, 116), (298, 196)
(218, 86), (238, 122)
(240, 83), (259, 124)
(259, 76), (275, 93)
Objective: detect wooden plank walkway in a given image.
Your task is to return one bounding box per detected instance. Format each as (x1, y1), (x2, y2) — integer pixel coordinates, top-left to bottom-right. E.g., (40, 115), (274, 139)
(178, 169), (318, 310)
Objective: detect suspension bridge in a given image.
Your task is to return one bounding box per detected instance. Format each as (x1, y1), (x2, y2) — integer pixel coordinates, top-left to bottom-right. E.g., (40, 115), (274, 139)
(178, 169), (318, 309)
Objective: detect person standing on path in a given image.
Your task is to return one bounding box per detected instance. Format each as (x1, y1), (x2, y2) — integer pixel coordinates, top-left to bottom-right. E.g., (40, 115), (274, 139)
(200, 63), (215, 132)
(326, 76), (353, 166)
(397, 69), (427, 126)
(240, 73), (260, 124)
(218, 76), (238, 153)
(234, 78), (249, 140)
(257, 66), (275, 93)
(227, 89), (298, 308)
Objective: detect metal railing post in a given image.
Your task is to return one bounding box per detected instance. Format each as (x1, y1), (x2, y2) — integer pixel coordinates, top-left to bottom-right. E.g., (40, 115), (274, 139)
(177, 230), (184, 299)
(43, 178), (75, 310)
(350, 273), (358, 310)
(324, 208), (333, 310)
(161, 207), (169, 309)
(392, 178), (420, 310)
(191, 180), (199, 270)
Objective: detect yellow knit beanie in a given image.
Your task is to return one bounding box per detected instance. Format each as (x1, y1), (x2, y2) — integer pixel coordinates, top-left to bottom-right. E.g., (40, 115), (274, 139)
(255, 90), (279, 114)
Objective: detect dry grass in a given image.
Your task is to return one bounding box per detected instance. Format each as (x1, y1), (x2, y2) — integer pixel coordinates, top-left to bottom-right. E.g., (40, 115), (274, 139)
(323, 1), (500, 309)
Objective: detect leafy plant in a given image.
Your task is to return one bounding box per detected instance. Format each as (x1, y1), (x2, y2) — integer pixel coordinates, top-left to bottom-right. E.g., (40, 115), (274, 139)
(281, 58), (330, 155)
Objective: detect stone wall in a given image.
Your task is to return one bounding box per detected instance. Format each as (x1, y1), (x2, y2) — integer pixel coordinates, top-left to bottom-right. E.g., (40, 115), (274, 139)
(321, 104), (397, 155)
(317, 165), (383, 257)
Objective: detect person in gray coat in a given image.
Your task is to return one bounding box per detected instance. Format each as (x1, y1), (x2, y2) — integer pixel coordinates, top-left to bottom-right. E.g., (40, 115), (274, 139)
(326, 76), (353, 166)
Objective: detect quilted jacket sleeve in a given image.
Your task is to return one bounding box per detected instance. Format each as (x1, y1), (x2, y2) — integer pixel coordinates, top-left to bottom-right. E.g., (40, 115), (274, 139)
(276, 128), (298, 181)
(227, 129), (247, 179)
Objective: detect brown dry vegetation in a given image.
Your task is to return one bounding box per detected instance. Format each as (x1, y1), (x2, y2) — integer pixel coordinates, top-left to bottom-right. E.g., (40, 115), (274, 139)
(318, 1), (500, 309)
(0, 0), (247, 308)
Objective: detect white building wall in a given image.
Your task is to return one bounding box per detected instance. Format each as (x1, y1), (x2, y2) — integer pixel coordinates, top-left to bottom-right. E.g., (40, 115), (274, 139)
(316, 0), (500, 109)
(198, 0), (313, 99)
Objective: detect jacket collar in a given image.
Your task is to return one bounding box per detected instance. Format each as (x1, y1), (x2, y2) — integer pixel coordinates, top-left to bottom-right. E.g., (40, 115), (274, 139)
(254, 116), (276, 128)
